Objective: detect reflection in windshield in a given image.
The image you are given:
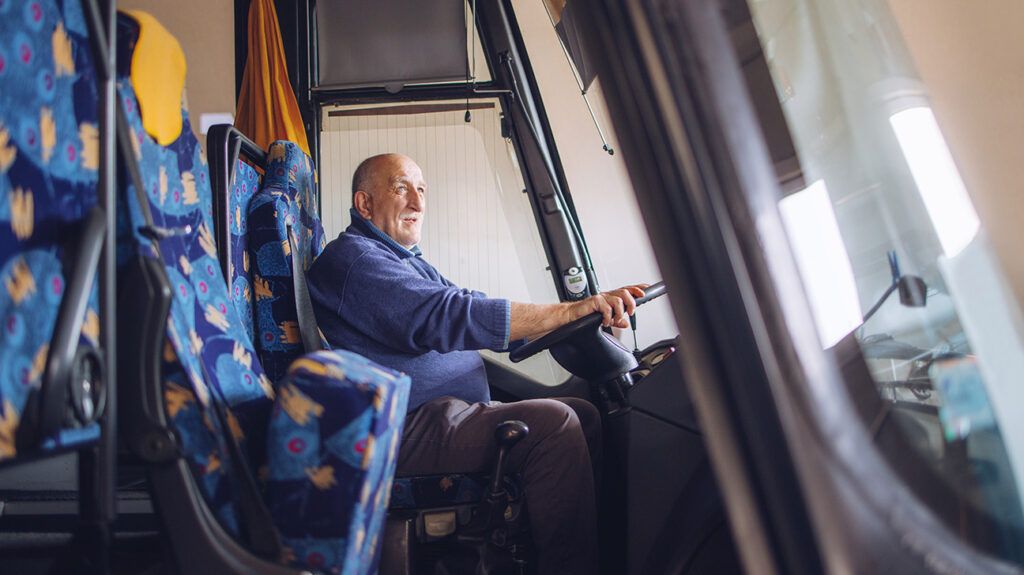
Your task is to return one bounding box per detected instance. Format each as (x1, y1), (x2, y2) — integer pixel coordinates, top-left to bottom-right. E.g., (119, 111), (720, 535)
(745, 0), (1024, 564)
(889, 106), (980, 258)
(778, 179), (862, 348)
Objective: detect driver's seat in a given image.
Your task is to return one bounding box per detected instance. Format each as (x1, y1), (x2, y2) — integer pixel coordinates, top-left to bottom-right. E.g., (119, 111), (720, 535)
(209, 133), (532, 574)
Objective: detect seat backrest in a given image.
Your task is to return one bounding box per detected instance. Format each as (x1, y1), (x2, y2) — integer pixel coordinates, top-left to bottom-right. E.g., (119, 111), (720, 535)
(228, 158), (261, 342)
(265, 349), (409, 574)
(116, 15), (414, 575)
(115, 12), (273, 536)
(247, 140), (326, 382)
(0, 0), (103, 460)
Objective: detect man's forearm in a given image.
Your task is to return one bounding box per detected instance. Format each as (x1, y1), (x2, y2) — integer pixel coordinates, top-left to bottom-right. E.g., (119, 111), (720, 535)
(508, 285), (647, 343)
(509, 301), (574, 341)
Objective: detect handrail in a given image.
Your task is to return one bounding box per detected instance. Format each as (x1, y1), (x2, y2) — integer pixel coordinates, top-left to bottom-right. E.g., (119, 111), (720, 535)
(208, 124), (267, 283)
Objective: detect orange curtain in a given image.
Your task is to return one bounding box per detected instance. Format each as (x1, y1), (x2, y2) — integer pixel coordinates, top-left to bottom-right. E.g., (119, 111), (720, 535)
(234, 0), (310, 155)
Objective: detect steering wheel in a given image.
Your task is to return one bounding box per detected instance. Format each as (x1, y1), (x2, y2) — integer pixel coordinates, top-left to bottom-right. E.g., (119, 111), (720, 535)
(509, 281), (668, 364)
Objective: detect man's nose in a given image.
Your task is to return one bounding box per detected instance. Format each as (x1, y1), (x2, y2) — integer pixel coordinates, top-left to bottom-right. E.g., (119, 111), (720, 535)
(407, 190), (424, 212)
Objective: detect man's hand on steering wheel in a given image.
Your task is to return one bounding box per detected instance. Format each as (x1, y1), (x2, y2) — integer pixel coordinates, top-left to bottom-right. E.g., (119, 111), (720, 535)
(569, 284), (650, 329)
(509, 281), (666, 363)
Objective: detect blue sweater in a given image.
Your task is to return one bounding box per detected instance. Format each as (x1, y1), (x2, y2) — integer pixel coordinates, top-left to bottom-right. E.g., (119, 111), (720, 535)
(307, 209), (512, 412)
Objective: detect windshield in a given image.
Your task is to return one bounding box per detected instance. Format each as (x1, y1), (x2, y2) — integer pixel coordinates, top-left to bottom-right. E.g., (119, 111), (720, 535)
(745, 0), (1024, 563)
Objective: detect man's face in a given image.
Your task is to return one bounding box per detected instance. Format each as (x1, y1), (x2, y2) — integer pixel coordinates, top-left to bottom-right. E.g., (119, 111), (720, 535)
(358, 155), (426, 248)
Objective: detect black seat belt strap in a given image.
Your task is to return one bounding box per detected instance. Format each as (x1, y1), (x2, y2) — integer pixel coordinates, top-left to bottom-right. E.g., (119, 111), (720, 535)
(202, 367), (284, 562)
(287, 224), (325, 353)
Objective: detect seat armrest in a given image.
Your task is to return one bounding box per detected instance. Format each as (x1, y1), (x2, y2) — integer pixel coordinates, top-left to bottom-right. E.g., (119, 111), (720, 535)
(116, 254), (179, 463)
(30, 207), (108, 448)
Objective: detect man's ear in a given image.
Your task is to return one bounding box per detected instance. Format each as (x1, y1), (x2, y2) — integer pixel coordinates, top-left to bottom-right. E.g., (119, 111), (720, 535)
(353, 190), (373, 219)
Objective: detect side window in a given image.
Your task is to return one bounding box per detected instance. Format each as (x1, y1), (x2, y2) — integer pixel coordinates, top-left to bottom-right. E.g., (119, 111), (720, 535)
(745, 0), (1024, 563)
(319, 100), (569, 385)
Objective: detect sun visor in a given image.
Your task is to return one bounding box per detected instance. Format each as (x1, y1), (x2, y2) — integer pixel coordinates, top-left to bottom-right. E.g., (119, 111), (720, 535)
(544, 0), (597, 89)
(316, 0), (468, 92)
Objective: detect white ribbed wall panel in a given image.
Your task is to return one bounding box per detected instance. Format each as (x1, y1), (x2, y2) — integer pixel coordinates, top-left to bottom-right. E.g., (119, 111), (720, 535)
(320, 103), (569, 384)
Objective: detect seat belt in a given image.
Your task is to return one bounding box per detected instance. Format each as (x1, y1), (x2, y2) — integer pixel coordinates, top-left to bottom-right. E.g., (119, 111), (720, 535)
(287, 224), (325, 353)
(117, 102), (283, 562)
(202, 362), (284, 563)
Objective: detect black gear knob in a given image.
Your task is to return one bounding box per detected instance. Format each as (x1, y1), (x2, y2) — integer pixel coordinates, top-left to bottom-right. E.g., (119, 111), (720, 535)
(489, 420), (529, 497)
(495, 420), (529, 448)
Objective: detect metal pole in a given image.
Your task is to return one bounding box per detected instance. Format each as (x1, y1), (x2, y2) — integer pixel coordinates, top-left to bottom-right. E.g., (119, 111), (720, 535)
(80, 0), (118, 570)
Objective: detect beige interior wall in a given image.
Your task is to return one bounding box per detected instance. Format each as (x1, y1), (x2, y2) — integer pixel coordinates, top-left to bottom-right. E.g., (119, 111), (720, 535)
(887, 0), (1024, 304)
(118, 0), (236, 147)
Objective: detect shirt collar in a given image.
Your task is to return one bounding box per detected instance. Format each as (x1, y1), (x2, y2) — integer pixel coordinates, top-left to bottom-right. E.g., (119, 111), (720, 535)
(349, 207), (421, 259)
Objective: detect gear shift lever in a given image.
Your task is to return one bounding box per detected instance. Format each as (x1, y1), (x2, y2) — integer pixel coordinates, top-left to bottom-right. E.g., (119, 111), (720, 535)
(489, 421), (529, 498)
(454, 420), (531, 570)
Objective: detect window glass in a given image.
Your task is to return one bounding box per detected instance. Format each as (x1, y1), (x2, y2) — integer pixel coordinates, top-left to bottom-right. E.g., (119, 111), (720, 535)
(745, 0), (1024, 563)
(319, 100), (569, 385)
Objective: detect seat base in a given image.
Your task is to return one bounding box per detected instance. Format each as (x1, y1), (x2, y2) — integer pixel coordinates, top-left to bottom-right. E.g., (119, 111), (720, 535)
(383, 472), (531, 575)
(380, 514), (534, 575)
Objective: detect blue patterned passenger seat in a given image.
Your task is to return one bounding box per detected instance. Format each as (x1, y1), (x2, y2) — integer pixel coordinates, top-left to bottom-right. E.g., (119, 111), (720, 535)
(248, 140), (326, 382)
(227, 159), (261, 341)
(244, 140), (415, 569)
(0, 0), (105, 463)
(114, 12), (409, 575)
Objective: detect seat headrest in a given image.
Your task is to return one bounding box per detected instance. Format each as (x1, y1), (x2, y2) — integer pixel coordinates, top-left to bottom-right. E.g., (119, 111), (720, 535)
(263, 140), (321, 230)
(119, 11), (187, 146)
(264, 141), (316, 191)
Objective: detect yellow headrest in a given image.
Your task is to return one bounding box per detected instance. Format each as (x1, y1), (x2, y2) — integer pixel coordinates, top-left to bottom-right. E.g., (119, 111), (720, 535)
(123, 10), (187, 146)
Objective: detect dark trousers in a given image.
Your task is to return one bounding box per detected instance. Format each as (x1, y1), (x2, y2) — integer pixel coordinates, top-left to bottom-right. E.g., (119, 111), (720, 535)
(397, 396), (602, 575)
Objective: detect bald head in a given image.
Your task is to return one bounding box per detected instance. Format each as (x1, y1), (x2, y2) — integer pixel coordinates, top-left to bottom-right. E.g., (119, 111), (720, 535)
(351, 153), (407, 203)
(351, 153), (427, 248)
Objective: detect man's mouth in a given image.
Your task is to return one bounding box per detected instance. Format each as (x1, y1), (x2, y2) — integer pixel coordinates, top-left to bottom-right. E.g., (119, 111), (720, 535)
(401, 216), (419, 224)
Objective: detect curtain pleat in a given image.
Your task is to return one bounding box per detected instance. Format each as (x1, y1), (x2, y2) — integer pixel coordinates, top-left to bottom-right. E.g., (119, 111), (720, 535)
(234, 0), (310, 156)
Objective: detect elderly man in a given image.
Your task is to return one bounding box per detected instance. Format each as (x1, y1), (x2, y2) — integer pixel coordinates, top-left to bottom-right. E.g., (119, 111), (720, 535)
(307, 153), (645, 575)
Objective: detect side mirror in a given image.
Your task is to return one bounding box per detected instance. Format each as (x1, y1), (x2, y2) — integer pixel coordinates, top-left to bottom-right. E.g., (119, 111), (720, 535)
(863, 251), (928, 323)
(898, 275), (927, 308)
